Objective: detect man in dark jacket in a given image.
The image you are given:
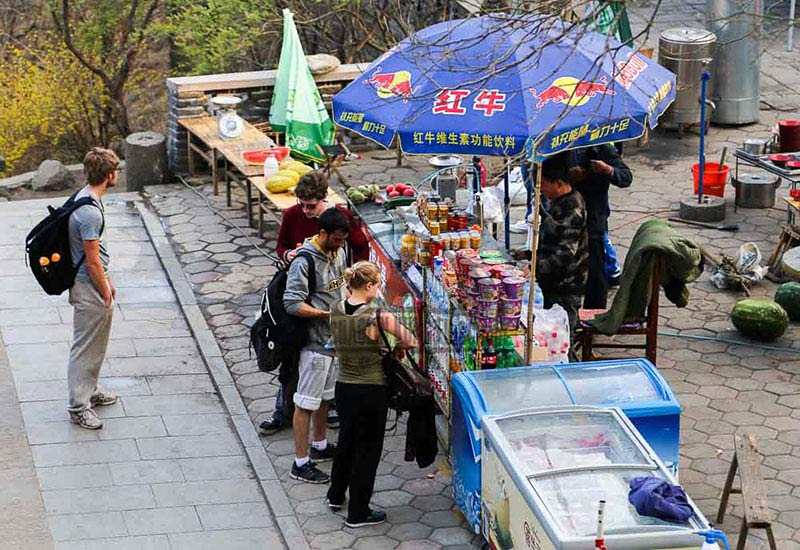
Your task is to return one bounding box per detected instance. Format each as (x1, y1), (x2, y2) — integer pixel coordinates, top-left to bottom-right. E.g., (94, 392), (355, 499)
(536, 154), (589, 338)
(568, 144), (632, 309)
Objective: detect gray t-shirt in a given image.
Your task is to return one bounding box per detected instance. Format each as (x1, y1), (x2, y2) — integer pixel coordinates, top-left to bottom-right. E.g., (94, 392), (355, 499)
(68, 186), (108, 283)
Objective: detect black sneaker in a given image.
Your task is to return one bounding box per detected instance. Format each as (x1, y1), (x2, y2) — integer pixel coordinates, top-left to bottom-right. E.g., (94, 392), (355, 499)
(325, 497), (343, 511)
(309, 443), (337, 462)
(326, 412), (339, 429)
(345, 509), (387, 528)
(608, 274), (621, 288)
(259, 418), (287, 436)
(290, 461), (330, 484)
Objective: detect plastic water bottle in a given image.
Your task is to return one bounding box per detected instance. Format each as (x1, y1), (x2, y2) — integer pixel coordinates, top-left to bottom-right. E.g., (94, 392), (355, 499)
(263, 155), (279, 178)
(533, 282), (544, 310)
(697, 529), (731, 550)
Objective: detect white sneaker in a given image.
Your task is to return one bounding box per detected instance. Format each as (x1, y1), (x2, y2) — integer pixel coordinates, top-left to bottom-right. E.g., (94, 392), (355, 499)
(509, 220), (529, 234)
(69, 408), (103, 430)
(90, 391), (118, 407)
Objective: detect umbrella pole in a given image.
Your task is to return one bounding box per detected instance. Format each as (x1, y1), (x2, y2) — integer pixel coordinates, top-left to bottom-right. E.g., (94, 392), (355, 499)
(504, 158), (511, 250)
(525, 162), (543, 364)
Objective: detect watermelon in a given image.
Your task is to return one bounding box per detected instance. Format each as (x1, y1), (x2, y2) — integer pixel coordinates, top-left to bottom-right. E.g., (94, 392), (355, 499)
(775, 282), (800, 322)
(730, 298), (789, 341)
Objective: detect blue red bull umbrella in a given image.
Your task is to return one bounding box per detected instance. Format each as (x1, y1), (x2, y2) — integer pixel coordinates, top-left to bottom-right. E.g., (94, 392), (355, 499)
(333, 14), (675, 157)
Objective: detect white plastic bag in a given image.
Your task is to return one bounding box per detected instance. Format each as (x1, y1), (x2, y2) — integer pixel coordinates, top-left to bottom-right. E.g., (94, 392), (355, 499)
(533, 303), (571, 364)
(473, 190), (505, 224)
(485, 167), (529, 207)
(710, 242), (767, 290)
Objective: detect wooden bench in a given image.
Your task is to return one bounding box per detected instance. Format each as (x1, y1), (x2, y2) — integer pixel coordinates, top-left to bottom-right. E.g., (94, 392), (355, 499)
(716, 434), (777, 550)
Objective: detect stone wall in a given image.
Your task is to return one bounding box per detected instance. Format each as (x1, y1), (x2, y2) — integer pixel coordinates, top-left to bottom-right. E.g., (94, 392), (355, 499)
(165, 64), (369, 174)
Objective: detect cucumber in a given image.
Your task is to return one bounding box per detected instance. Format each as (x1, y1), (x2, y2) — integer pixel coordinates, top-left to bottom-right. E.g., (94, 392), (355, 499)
(383, 196), (416, 211)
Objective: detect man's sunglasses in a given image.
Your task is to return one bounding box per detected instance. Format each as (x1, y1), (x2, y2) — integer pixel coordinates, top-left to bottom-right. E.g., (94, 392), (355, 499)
(297, 200), (319, 211)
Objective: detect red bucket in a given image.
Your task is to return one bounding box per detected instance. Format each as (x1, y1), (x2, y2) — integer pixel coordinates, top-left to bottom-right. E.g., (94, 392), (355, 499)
(692, 162), (729, 197)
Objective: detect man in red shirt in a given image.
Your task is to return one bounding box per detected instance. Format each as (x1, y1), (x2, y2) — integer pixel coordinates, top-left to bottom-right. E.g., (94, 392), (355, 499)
(261, 171), (369, 436)
(277, 171), (369, 264)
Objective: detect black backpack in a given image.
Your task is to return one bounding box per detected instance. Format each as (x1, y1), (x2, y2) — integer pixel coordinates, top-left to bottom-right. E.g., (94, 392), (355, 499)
(250, 252), (316, 373)
(25, 191), (104, 296)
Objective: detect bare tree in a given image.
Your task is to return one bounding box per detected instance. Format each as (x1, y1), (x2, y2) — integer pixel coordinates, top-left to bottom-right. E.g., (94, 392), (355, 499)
(50, 0), (161, 143)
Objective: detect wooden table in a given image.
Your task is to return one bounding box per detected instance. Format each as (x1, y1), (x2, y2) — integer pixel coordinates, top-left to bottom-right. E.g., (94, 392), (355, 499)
(768, 196), (800, 272)
(249, 177), (346, 236)
(180, 117), (273, 225)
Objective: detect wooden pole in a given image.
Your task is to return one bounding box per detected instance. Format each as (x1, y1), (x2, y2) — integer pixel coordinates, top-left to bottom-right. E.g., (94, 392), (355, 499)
(525, 162), (543, 363)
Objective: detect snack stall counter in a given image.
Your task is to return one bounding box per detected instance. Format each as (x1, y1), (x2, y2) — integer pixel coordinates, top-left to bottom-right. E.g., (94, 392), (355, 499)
(350, 189), (539, 452)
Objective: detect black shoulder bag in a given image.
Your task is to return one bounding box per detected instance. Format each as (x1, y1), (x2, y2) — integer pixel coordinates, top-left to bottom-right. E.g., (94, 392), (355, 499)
(376, 309), (432, 412)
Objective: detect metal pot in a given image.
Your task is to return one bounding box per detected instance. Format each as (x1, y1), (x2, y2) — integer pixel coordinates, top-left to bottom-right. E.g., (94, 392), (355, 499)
(733, 172), (781, 208)
(743, 138), (769, 155)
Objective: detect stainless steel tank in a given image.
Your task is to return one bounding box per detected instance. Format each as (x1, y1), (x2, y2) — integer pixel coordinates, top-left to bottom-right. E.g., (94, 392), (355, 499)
(706, 0), (763, 124)
(658, 28), (717, 126)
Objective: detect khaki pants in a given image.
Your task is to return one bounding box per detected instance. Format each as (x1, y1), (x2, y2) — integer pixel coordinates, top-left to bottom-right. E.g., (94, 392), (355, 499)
(67, 280), (113, 413)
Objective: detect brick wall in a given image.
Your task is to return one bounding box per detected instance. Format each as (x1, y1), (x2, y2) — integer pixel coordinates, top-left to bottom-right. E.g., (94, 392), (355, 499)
(165, 65), (368, 174)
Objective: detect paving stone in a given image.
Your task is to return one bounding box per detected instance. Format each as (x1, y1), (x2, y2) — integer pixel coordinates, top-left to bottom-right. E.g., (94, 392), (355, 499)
(122, 394), (223, 417)
(38, 463), (113, 491)
(32, 439), (141, 468)
(152, 478), (263, 506)
(145, 374), (214, 395)
(403, 478), (445, 496)
(388, 522), (434, 540)
(136, 433), (241, 460)
(43, 484), (156, 514)
(429, 527), (474, 546)
(353, 535), (398, 550)
(98, 416), (168, 441)
(178, 455), (255, 481)
(48, 511), (128, 541)
(311, 530), (356, 550)
(110, 459), (184, 485)
(168, 528), (281, 550)
(397, 541), (443, 550)
(412, 495), (455, 512)
(374, 474), (406, 492)
(420, 510), (464, 528)
(383, 505), (424, 524)
(195, 502), (272, 530)
(124, 507), (201, 535)
(304, 514), (347, 535)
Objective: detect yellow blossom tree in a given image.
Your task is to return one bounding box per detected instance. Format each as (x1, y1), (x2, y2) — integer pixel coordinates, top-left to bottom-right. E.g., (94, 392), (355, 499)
(0, 35), (106, 173)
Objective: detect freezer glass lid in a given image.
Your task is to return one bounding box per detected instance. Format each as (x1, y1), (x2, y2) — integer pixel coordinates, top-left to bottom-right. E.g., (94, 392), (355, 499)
(475, 369), (571, 410)
(533, 469), (694, 538)
(559, 363), (660, 404)
(497, 410), (651, 475)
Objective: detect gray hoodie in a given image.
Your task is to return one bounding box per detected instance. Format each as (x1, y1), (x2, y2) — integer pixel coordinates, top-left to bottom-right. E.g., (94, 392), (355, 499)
(283, 238), (347, 354)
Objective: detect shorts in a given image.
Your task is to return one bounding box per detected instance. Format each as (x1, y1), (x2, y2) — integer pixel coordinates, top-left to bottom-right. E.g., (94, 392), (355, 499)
(293, 350), (338, 411)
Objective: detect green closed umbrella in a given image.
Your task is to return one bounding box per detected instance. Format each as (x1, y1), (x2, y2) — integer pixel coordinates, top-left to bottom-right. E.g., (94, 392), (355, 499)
(269, 9), (334, 162)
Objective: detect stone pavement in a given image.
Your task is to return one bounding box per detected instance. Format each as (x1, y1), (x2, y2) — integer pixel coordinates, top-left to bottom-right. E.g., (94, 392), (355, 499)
(146, 178), (484, 550)
(149, 111), (800, 550)
(0, 196), (284, 549)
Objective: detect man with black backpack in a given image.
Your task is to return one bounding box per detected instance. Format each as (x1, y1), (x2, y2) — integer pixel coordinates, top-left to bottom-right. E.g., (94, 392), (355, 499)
(65, 148), (120, 429)
(285, 208), (349, 483)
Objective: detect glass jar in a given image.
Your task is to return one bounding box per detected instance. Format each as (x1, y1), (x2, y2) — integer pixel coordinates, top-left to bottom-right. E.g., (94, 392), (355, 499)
(430, 221), (440, 236)
(470, 230), (482, 250)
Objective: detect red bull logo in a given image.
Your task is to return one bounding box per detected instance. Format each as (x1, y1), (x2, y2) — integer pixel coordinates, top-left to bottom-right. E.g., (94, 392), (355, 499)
(364, 67), (417, 103)
(530, 76), (616, 108)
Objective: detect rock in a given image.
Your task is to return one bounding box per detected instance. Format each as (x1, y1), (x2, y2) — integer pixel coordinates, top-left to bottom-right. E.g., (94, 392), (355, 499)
(0, 171), (35, 190)
(306, 53), (340, 76)
(32, 160), (77, 191)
